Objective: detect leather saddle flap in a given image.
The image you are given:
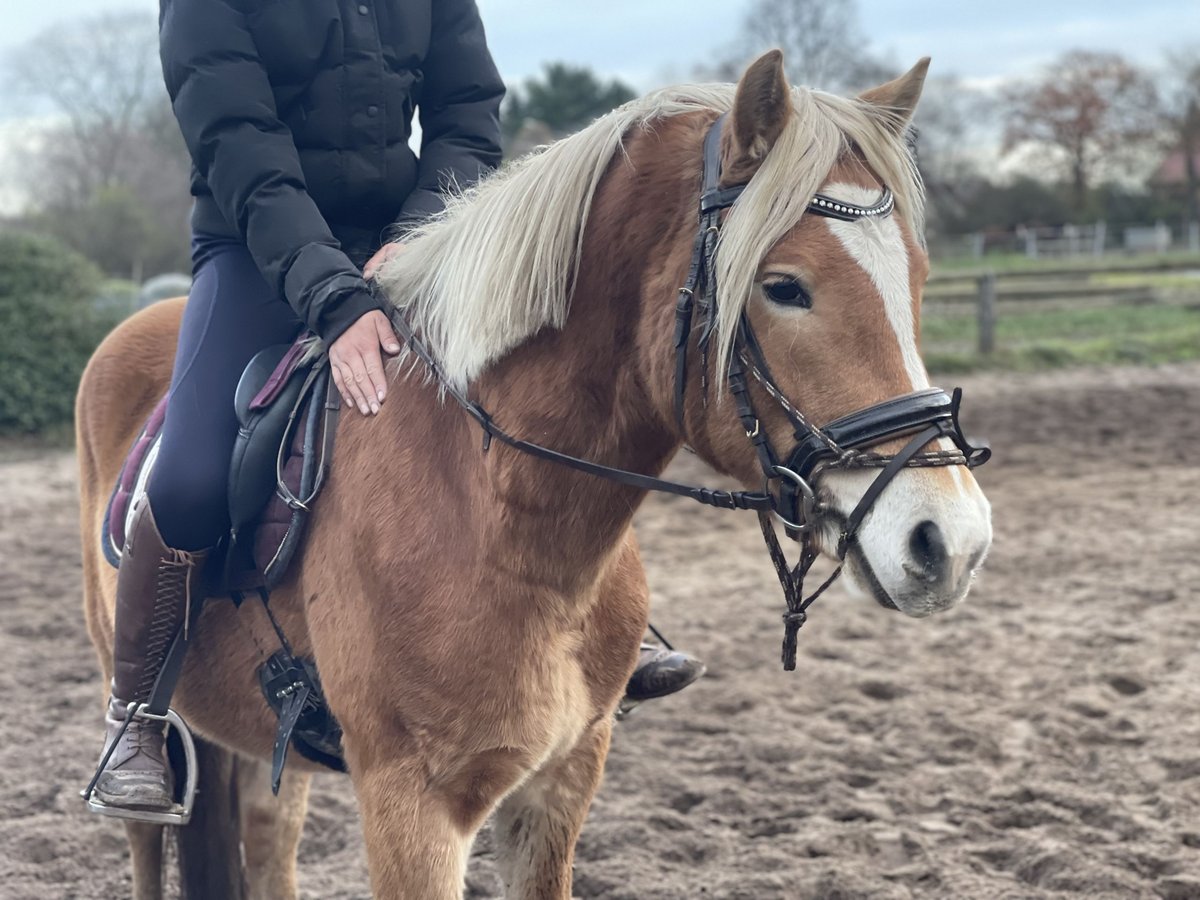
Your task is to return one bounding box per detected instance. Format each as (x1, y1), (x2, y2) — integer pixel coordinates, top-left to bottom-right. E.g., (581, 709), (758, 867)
(229, 343), (313, 531)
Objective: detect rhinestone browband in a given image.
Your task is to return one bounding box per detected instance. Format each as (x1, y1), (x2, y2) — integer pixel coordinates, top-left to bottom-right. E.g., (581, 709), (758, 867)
(807, 189), (894, 221)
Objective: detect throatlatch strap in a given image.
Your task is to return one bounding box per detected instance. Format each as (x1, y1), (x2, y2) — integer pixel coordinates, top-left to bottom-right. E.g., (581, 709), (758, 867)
(673, 221), (710, 433)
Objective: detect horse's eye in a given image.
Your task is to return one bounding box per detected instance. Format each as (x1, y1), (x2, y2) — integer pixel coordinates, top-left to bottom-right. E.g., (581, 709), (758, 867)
(763, 278), (811, 308)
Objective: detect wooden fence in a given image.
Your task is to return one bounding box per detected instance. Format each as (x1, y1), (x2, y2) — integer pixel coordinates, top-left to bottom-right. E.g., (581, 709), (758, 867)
(924, 256), (1200, 355)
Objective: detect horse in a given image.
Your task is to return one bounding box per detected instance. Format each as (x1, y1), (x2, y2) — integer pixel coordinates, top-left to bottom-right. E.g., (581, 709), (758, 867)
(75, 50), (992, 899)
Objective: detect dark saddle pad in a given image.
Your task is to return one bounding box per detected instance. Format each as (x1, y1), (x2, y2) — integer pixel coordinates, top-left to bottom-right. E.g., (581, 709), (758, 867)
(102, 335), (340, 593)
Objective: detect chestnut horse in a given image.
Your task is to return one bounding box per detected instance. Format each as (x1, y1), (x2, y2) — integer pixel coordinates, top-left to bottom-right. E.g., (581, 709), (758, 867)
(76, 52), (991, 899)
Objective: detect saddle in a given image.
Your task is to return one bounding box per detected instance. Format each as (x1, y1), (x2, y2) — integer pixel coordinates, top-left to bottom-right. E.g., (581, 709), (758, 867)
(103, 336), (339, 592)
(101, 334), (345, 788)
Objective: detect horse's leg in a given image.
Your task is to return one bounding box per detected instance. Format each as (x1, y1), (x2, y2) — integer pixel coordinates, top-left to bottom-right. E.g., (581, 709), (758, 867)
(237, 758), (311, 900)
(348, 747), (534, 899)
(349, 759), (477, 899)
(492, 531), (649, 899)
(175, 736), (247, 900)
(493, 720), (612, 900)
(125, 822), (165, 900)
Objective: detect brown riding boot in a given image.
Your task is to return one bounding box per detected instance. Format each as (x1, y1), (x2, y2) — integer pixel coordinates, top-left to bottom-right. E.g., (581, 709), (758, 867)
(91, 497), (207, 812)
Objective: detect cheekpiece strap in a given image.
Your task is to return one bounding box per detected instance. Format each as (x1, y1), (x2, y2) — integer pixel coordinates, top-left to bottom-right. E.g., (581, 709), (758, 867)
(701, 185), (746, 214)
(698, 113), (746, 215)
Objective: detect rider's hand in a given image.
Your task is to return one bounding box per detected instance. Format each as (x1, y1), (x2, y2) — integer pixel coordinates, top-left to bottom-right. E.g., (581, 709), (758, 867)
(363, 240), (406, 280)
(329, 309), (401, 416)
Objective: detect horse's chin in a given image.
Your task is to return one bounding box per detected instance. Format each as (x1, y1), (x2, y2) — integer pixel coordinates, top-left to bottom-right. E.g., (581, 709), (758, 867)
(840, 546), (972, 618)
(839, 550), (902, 612)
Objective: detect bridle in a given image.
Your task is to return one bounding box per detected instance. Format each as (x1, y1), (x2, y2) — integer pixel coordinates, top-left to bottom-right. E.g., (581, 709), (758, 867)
(387, 111), (990, 671)
(674, 113), (990, 666)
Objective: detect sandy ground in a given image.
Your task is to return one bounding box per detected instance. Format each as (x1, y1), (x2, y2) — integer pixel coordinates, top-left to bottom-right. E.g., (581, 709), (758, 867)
(2, 362), (1199, 899)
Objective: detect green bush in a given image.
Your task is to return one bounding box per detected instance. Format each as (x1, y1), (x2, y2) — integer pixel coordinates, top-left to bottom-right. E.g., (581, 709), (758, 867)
(0, 232), (116, 434)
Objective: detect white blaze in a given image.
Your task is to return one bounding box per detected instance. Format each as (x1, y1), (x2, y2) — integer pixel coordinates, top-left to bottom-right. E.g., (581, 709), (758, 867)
(802, 182), (992, 615)
(821, 181), (962, 478)
(821, 182), (928, 391)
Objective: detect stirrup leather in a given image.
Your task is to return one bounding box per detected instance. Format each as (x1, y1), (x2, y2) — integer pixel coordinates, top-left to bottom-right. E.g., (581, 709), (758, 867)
(81, 704), (199, 826)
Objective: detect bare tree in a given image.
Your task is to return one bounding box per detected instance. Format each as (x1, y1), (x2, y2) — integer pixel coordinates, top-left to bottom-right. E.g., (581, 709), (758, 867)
(1002, 50), (1162, 214)
(8, 11), (162, 197)
(913, 75), (994, 232)
(1160, 46), (1200, 225)
(4, 11), (192, 276)
(706, 0), (888, 92)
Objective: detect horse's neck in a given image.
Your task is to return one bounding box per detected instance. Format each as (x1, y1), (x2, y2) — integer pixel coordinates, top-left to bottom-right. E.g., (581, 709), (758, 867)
(364, 114), (700, 600)
(463, 299), (677, 596)
(457, 121), (705, 597)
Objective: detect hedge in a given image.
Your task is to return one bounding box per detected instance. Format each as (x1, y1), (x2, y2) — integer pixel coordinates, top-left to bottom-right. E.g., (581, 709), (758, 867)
(0, 232), (118, 434)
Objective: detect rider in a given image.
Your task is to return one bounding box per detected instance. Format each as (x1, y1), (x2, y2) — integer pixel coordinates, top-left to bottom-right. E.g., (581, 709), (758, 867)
(92, 0), (705, 814)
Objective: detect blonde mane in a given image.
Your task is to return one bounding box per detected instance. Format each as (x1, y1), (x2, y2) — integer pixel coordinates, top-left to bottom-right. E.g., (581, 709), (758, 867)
(375, 82), (924, 391)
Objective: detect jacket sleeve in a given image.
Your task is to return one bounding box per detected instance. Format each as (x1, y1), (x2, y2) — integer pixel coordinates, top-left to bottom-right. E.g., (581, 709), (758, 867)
(391, 0), (505, 235)
(159, 0), (382, 343)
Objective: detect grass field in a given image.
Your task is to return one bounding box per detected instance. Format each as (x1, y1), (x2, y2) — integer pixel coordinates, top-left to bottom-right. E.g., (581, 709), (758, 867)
(922, 302), (1200, 373)
(922, 254), (1200, 374)
(928, 249), (1200, 276)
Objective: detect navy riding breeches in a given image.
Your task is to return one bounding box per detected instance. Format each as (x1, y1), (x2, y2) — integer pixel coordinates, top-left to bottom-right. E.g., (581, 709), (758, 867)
(146, 232), (304, 551)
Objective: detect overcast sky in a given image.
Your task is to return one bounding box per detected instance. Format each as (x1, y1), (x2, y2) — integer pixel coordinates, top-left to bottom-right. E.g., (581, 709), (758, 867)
(2, 0), (1197, 98)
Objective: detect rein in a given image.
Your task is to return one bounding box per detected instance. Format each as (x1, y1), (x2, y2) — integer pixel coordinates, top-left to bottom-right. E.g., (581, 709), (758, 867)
(387, 310), (775, 514)
(385, 112), (990, 671)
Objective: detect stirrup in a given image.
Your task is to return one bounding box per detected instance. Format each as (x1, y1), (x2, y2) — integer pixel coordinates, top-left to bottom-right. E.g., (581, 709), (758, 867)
(615, 697), (641, 720)
(80, 706), (199, 826)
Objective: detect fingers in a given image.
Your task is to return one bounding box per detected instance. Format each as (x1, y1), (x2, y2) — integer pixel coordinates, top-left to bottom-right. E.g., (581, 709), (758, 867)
(363, 241), (406, 280)
(331, 350), (385, 415)
(375, 311), (401, 356)
(331, 363), (348, 409)
(330, 310), (400, 417)
(362, 342), (388, 407)
(340, 358), (373, 416)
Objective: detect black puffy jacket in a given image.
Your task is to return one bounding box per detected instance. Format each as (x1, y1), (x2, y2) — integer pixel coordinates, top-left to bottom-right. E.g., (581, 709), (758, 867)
(159, 0), (505, 342)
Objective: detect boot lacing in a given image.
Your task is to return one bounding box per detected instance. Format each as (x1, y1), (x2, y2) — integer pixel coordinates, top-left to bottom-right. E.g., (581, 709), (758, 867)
(126, 710), (161, 753)
(135, 550), (199, 700)
(164, 549), (198, 639)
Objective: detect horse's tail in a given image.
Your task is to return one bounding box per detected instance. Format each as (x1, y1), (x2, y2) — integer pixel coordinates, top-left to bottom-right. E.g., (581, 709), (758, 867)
(171, 732), (248, 899)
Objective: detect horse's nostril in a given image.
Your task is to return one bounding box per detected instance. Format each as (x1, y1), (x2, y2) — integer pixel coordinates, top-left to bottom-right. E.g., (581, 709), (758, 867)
(909, 520), (948, 578)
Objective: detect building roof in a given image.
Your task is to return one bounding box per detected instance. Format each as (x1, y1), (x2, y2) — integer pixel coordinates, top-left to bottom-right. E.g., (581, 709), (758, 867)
(1152, 148), (1200, 185)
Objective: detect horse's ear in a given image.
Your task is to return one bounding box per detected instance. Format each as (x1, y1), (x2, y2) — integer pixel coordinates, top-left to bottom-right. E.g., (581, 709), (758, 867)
(858, 57), (931, 131)
(721, 50), (792, 187)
